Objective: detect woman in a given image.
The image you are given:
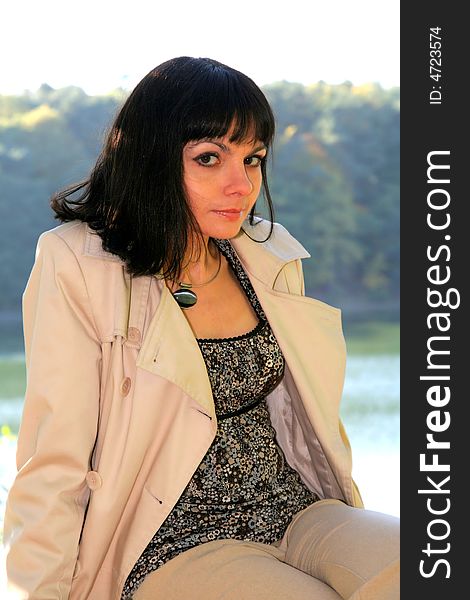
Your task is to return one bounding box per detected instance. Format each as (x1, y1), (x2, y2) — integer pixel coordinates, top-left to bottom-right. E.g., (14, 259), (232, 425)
(3, 57), (399, 599)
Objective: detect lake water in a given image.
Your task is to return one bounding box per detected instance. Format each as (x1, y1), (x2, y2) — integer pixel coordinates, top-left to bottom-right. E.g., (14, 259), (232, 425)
(341, 354), (400, 518)
(0, 353), (400, 541)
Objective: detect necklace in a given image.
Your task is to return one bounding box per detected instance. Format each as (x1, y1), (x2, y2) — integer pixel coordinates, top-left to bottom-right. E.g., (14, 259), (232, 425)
(171, 249), (222, 309)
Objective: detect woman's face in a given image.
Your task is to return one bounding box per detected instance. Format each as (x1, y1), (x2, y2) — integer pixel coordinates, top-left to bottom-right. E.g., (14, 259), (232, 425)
(182, 130), (267, 240)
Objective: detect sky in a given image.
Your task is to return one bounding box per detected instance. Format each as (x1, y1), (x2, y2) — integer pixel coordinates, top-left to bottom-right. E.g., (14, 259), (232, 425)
(1, 0), (399, 95)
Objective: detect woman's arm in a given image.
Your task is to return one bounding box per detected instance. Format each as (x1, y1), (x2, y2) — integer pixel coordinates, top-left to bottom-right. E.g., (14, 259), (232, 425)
(3, 230), (102, 599)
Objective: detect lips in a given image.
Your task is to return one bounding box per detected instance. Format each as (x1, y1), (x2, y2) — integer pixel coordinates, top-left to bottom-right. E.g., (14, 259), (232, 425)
(212, 208), (244, 220)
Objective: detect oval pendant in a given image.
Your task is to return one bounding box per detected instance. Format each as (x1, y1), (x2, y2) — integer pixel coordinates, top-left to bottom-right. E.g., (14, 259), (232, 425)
(173, 288), (197, 309)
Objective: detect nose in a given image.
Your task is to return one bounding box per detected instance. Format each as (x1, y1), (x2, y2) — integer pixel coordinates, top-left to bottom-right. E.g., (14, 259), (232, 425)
(223, 162), (254, 197)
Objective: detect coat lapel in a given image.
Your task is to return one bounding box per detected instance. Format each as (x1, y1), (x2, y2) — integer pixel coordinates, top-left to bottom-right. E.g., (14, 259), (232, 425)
(136, 281), (216, 418)
(248, 277), (346, 432)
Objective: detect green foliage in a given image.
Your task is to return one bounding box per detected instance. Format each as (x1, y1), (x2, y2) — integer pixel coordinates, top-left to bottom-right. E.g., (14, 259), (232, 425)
(263, 81), (400, 306)
(0, 81), (399, 323)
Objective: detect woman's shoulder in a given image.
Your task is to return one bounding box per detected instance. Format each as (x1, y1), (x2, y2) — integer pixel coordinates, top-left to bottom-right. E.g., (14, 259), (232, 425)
(31, 221), (132, 343)
(36, 220), (123, 265)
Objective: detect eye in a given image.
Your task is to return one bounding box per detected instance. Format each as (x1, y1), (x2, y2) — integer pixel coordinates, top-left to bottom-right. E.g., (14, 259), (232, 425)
(244, 154), (265, 167)
(194, 152), (219, 167)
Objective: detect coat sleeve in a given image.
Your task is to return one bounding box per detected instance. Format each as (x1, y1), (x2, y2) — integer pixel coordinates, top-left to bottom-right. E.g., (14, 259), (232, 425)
(3, 231), (102, 599)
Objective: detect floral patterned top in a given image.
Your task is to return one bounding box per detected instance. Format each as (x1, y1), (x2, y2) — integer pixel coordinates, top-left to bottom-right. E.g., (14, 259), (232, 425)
(122, 238), (319, 599)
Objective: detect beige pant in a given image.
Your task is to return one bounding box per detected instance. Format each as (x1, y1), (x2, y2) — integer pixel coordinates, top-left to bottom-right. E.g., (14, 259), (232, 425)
(133, 499), (400, 600)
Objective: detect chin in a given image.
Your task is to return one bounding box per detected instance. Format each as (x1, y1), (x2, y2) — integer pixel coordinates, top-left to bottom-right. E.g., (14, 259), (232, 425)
(202, 221), (245, 240)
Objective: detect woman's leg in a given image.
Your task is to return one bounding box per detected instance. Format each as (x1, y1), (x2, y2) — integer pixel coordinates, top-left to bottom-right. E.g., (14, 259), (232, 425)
(132, 537), (343, 600)
(278, 499), (400, 600)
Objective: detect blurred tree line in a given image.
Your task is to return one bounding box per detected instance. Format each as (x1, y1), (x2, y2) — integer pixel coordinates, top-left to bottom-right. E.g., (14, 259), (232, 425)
(0, 81), (399, 335)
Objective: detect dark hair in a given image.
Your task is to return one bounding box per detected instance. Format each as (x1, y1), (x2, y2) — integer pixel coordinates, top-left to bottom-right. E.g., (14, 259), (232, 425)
(50, 56), (276, 279)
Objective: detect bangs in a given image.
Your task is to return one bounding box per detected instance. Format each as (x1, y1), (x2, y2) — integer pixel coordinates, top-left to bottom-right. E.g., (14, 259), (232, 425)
(179, 62), (275, 147)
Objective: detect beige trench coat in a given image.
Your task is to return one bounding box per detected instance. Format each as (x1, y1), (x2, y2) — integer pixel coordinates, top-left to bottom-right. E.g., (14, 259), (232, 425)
(3, 218), (363, 599)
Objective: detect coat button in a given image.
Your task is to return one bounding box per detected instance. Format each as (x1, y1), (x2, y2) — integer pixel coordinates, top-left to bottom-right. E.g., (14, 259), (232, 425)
(120, 377), (131, 396)
(85, 470), (102, 490)
(128, 327), (141, 343)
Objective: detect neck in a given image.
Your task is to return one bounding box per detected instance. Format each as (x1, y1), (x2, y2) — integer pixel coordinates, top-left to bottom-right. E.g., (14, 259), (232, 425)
(177, 235), (220, 286)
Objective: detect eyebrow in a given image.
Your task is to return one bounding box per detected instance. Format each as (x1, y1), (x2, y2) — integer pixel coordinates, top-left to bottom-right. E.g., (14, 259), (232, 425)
(187, 139), (267, 154)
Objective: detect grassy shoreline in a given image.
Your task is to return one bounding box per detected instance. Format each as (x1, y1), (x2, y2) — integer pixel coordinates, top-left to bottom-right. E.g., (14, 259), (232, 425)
(343, 321), (399, 355)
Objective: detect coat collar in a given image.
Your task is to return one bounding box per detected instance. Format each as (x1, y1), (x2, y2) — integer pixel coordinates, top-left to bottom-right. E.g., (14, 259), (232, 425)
(83, 217), (310, 289)
(230, 218), (310, 288)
